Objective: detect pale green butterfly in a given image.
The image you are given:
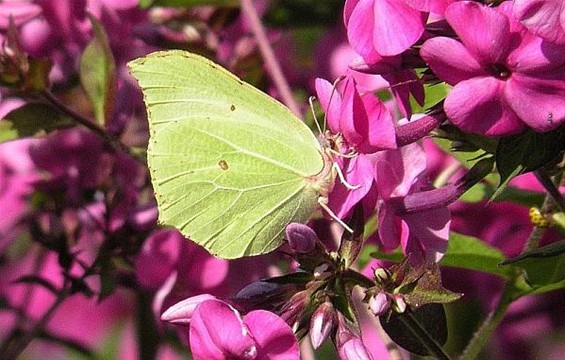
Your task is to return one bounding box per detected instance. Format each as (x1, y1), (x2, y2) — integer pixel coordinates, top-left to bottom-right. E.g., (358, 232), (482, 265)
(128, 50), (349, 259)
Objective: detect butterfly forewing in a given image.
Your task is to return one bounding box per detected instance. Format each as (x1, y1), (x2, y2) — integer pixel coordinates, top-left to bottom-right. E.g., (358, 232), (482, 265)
(129, 51), (326, 258)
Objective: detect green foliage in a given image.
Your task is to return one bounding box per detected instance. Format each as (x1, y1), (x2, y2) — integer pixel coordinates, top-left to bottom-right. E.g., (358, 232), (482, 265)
(380, 304), (448, 357)
(440, 233), (512, 279)
(0, 103), (73, 143)
(263, 0), (344, 27)
(502, 240), (565, 294)
(80, 15), (116, 126)
(493, 125), (565, 199)
(372, 233), (513, 279)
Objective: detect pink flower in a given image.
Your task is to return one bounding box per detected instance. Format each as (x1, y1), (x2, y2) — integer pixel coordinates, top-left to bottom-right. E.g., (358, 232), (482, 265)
(345, 0), (427, 57)
(315, 75), (396, 154)
(185, 299), (299, 360)
(0, 138), (38, 251)
(375, 144), (450, 263)
(513, 0), (565, 45)
(421, 1), (565, 136)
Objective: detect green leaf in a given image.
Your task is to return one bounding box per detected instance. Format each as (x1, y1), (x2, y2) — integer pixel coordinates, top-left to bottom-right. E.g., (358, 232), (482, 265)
(372, 233), (512, 278)
(502, 239), (565, 264)
(403, 264), (462, 307)
(79, 15), (116, 126)
(513, 254), (565, 294)
(381, 304), (448, 357)
(501, 240), (565, 294)
(440, 232), (512, 279)
(0, 103), (73, 143)
(139, 0), (239, 8)
(459, 182), (491, 203)
(410, 82), (450, 114)
(494, 126), (565, 199)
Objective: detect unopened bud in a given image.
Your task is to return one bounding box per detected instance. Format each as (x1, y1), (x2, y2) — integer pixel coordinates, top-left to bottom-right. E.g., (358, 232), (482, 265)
(285, 223), (319, 253)
(338, 338), (372, 360)
(369, 292), (390, 317)
(392, 294), (407, 314)
(309, 301), (336, 349)
(373, 267), (390, 285)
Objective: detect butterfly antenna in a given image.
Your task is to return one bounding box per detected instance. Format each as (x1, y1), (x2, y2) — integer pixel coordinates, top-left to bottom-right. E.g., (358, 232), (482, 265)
(308, 96), (324, 136)
(322, 75), (347, 133)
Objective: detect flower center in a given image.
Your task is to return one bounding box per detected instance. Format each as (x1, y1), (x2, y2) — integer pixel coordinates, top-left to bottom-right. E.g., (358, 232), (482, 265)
(488, 63), (511, 79)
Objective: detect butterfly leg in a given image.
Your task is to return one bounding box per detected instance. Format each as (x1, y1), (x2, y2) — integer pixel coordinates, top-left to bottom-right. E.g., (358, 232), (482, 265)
(318, 196), (354, 233)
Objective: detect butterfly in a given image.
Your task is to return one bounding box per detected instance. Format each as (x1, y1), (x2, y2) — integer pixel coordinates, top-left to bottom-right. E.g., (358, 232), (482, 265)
(129, 50), (350, 259)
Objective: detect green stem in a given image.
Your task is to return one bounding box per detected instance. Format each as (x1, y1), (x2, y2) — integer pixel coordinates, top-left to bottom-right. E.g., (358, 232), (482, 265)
(398, 311), (451, 360)
(458, 281), (517, 360)
(42, 89), (139, 160)
(137, 291), (160, 360)
(240, 0), (301, 117)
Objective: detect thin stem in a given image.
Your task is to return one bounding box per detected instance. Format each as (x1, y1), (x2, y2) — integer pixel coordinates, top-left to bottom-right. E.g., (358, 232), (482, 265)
(42, 89), (137, 159)
(458, 281), (516, 360)
(523, 170), (564, 252)
(1, 281), (71, 360)
(398, 311), (452, 360)
(240, 0), (301, 117)
(535, 169), (565, 214)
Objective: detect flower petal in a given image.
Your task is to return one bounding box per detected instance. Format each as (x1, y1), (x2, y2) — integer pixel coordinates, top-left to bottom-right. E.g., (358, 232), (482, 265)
(505, 73), (565, 132)
(513, 0), (565, 45)
(190, 300), (256, 360)
(244, 310), (300, 360)
(445, 76), (525, 136)
(315, 78), (342, 133)
(445, 1), (511, 64)
(420, 37), (486, 85)
(372, 0), (427, 56)
(347, 0), (380, 60)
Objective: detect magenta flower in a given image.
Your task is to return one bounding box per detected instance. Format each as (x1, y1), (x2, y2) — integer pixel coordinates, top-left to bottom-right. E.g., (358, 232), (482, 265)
(421, 1), (565, 136)
(0, 138), (38, 252)
(187, 299), (299, 360)
(375, 144), (450, 263)
(513, 0), (565, 45)
(316, 75), (396, 154)
(345, 0), (427, 57)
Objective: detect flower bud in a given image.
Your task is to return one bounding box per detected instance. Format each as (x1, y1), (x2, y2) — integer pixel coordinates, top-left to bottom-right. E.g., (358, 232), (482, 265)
(309, 301), (336, 349)
(369, 292), (390, 317)
(279, 290), (309, 330)
(392, 294), (407, 314)
(373, 267), (390, 285)
(338, 338), (372, 360)
(285, 222), (318, 253)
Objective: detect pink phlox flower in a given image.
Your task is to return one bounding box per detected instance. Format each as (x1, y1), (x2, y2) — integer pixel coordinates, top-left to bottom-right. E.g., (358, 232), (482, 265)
(315, 74), (396, 154)
(375, 143), (450, 263)
(513, 0), (565, 45)
(345, 0), (428, 57)
(315, 73), (396, 219)
(189, 299), (299, 360)
(421, 1), (565, 136)
(348, 52), (425, 119)
(140, 229), (272, 322)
